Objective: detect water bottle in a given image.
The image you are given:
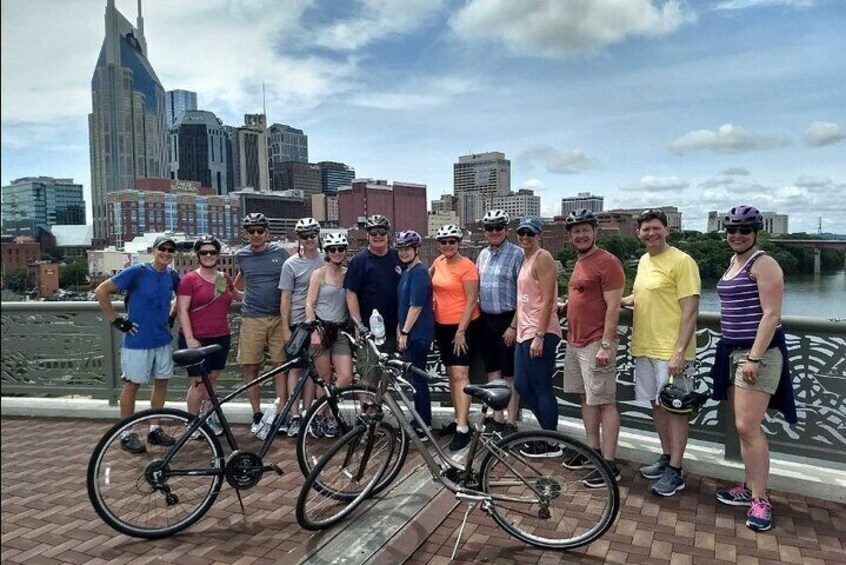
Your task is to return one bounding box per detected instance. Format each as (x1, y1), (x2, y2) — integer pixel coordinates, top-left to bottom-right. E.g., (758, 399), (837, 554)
(369, 308), (386, 345)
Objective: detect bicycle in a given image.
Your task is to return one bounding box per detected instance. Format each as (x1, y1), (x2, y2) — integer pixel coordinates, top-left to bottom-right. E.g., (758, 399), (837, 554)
(86, 320), (404, 539)
(296, 320), (621, 552)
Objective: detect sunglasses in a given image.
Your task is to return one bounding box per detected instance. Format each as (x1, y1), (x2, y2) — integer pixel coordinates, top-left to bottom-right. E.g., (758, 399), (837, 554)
(198, 250), (219, 257)
(246, 227), (266, 235)
(326, 246), (347, 254)
(368, 229), (388, 237)
(299, 233), (318, 240)
(158, 246), (176, 253)
(484, 225), (505, 232)
(516, 229), (537, 237)
(438, 239), (459, 245)
(726, 226), (755, 235)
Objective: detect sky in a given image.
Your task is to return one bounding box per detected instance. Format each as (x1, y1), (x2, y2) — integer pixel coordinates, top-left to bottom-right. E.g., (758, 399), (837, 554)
(2, 0), (845, 233)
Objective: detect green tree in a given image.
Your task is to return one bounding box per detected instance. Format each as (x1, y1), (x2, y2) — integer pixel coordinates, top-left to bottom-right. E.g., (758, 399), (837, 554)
(5, 269), (29, 294)
(60, 257), (89, 289)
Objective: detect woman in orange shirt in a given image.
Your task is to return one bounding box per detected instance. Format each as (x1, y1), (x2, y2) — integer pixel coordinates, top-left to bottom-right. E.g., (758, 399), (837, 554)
(430, 225), (481, 451)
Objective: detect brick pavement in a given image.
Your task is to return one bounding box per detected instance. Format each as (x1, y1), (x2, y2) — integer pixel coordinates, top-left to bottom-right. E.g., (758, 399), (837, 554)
(1, 416), (844, 565)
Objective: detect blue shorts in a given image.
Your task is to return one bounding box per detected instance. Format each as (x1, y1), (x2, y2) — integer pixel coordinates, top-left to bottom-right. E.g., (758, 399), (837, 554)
(121, 345), (174, 385)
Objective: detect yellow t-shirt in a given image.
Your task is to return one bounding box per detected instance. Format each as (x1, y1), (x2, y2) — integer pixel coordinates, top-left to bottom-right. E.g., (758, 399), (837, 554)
(631, 246), (701, 360)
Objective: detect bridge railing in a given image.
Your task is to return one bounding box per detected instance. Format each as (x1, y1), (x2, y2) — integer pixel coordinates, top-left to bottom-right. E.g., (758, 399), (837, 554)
(1, 301), (844, 464)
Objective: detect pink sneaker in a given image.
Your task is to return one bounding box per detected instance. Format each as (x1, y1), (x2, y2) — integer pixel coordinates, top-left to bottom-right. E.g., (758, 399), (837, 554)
(746, 497), (772, 531)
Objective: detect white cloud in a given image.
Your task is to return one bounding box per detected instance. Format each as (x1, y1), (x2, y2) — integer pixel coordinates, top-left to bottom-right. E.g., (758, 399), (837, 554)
(720, 166), (750, 176)
(793, 175), (834, 190)
(803, 121), (845, 147)
(619, 175), (690, 192)
(518, 146), (596, 174)
(712, 0), (815, 11)
(669, 124), (790, 155)
(449, 0), (695, 58)
(349, 76), (479, 110)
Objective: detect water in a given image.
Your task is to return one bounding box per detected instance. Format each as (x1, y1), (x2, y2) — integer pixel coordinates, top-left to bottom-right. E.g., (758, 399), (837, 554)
(699, 270), (846, 320)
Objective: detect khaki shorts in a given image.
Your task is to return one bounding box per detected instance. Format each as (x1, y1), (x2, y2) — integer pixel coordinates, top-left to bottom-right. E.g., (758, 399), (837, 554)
(731, 348), (781, 395)
(562, 341), (618, 406)
(237, 316), (286, 365)
(317, 332), (354, 357)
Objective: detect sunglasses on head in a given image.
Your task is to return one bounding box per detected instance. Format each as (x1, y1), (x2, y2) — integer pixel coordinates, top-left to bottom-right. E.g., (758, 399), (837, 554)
(158, 246), (176, 253)
(299, 232), (318, 240)
(516, 229), (536, 237)
(198, 250), (219, 257)
(438, 238), (459, 245)
(246, 227), (266, 235)
(368, 229), (388, 237)
(484, 225), (505, 232)
(726, 226), (755, 235)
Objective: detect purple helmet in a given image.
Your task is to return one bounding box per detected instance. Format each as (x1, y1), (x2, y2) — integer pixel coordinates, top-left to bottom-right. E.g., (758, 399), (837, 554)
(723, 205), (763, 230)
(395, 230), (422, 248)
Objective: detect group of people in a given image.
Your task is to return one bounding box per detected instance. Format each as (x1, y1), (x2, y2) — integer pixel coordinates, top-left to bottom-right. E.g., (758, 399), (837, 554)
(94, 203), (795, 533)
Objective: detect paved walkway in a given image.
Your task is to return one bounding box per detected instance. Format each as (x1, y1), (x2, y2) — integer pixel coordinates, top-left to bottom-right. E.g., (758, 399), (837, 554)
(2, 416), (844, 565)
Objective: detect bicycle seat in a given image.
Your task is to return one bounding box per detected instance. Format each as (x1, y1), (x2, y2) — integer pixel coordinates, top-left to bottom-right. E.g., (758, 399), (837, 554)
(464, 380), (512, 411)
(172, 344), (223, 367)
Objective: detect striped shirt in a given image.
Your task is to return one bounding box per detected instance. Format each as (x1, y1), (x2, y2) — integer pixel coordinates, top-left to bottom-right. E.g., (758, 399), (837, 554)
(716, 250), (780, 343)
(477, 240), (524, 314)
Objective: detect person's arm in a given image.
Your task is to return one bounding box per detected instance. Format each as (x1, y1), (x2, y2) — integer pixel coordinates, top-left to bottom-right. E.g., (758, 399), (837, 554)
(668, 295), (699, 375)
(95, 278), (138, 335)
(305, 270), (322, 322)
(177, 292), (200, 348)
(595, 287), (623, 366)
(742, 256), (784, 383)
(279, 290), (293, 342)
(452, 270), (479, 354)
(621, 293), (634, 308)
(529, 252), (558, 359)
(346, 289), (362, 323)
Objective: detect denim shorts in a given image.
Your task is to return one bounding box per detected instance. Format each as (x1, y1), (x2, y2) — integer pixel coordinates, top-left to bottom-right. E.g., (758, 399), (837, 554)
(121, 345), (173, 385)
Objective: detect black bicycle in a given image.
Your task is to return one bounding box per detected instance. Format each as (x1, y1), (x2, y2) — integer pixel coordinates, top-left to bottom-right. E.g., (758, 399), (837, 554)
(86, 320), (403, 539)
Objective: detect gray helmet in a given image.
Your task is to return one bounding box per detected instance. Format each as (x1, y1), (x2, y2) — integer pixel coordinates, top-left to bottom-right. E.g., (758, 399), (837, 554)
(295, 217), (321, 234)
(365, 214), (391, 231)
(564, 208), (598, 230)
(435, 224), (463, 240)
(242, 212), (269, 228)
(482, 209), (509, 227)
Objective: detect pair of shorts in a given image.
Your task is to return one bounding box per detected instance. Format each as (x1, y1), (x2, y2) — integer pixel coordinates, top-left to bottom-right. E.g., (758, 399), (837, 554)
(237, 316), (286, 365)
(316, 321), (354, 357)
(177, 334), (232, 377)
(562, 341), (618, 406)
(634, 357), (695, 402)
(730, 348), (781, 395)
(435, 318), (480, 367)
(478, 310), (516, 377)
(121, 345), (173, 385)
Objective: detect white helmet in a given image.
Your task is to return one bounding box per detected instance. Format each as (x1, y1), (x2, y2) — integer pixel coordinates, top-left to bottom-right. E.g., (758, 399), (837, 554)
(436, 224), (463, 240)
(295, 217), (320, 234)
(482, 209), (509, 227)
(322, 233), (348, 247)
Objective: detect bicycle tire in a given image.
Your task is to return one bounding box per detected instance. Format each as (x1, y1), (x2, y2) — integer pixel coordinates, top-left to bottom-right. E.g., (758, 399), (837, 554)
(296, 384), (409, 497)
(86, 408), (225, 539)
(296, 421), (395, 530)
(479, 430), (619, 550)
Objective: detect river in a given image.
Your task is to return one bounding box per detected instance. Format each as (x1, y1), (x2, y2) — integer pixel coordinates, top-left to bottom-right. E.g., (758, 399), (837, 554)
(699, 269), (846, 320)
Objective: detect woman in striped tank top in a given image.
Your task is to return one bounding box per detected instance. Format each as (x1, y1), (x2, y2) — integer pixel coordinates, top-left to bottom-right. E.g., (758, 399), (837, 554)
(709, 205), (797, 533)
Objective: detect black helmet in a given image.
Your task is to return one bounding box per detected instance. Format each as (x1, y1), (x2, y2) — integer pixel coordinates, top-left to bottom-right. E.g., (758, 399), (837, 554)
(242, 212), (269, 228)
(193, 234), (221, 253)
(365, 214), (391, 231)
(564, 208), (598, 230)
(658, 377), (710, 417)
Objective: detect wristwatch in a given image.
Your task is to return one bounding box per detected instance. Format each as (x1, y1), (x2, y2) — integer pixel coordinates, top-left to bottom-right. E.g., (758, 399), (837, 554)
(400, 329), (410, 336)
(600, 341), (612, 350)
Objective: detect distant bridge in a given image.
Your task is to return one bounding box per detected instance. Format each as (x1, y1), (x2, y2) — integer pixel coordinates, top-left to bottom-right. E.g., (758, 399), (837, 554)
(771, 239), (846, 274)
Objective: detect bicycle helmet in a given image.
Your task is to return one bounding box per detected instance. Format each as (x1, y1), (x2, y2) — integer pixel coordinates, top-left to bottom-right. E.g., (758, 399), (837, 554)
(242, 212), (269, 228)
(364, 214), (391, 231)
(193, 234), (222, 253)
(482, 209), (510, 227)
(564, 208), (598, 230)
(395, 230), (422, 248)
(322, 233), (348, 247)
(723, 205), (764, 230)
(435, 224), (463, 240)
(294, 217), (321, 234)
(658, 377), (710, 417)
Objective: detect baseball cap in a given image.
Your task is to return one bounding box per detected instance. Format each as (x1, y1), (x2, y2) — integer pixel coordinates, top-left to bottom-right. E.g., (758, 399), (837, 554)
(516, 217), (542, 234)
(153, 235), (177, 249)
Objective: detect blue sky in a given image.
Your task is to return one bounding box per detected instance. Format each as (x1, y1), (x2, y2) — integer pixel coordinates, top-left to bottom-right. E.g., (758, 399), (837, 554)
(2, 0), (844, 233)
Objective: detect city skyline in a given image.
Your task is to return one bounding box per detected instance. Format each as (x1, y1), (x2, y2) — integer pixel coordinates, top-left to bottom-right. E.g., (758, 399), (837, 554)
(2, 0), (844, 233)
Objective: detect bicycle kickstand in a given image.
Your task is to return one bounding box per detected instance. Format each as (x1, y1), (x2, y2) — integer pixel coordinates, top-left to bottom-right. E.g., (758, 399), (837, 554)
(451, 500), (477, 561)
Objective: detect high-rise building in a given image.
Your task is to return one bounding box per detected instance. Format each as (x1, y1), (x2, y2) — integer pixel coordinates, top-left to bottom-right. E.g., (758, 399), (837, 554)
(317, 161), (355, 195)
(431, 194), (458, 214)
(456, 191), (487, 227)
(268, 124), (308, 165)
(453, 152), (510, 197)
(271, 161), (322, 195)
(427, 210), (460, 237)
(89, 0), (168, 247)
(337, 179), (427, 235)
(228, 114), (269, 192)
(168, 110), (231, 195)
(1, 177), (86, 237)
(233, 189), (307, 239)
(311, 193), (339, 223)
(561, 192), (604, 215)
(490, 189), (541, 220)
(165, 89), (198, 127)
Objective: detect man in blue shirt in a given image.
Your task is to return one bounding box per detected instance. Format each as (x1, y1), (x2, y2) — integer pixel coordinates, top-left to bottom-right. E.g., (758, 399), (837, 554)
(95, 235), (181, 454)
(476, 209), (524, 435)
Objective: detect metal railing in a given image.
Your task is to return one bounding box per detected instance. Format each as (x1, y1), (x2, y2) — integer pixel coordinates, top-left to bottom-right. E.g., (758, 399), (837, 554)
(1, 301), (844, 464)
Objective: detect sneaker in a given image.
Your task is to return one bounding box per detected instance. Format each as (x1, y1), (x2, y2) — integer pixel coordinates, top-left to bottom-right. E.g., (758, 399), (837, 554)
(250, 411), (264, 435)
(502, 423), (518, 436)
(746, 497), (773, 531)
(583, 465), (621, 488)
(448, 430), (471, 451)
(147, 428), (176, 447)
(520, 441), (563, 459)
(120, 432), (146, 454)
(309, 416), (324, 439)
(483, 418), (504, 434)
(716, 483), (753, 507)
(439, 421), (458, 437)
(322, 417), (339, 438)
(563, 451), (592, 470)
(411, 422), (430, 443)
(651, 467), (686, 497)
(287, 416), (302, 438)
(277, 414), (290, 435)
(639, 454), (670, 480)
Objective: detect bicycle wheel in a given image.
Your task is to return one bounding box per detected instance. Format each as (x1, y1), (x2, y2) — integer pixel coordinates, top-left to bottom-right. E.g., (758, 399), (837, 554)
(297, 384), (409, 496)
(296, 421), (396, 530)
(87, 408), (225, 539)
(479, 430), (619, 550)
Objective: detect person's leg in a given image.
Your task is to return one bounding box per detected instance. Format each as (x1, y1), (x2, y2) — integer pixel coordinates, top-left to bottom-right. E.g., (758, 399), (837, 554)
(119, 381), (141, 419)
(405, 339), (432, 426)
(598, 403), (620, 461)
(667, 411), (689, 468)
(564, 343), (593, 444)
(242, 364), (262, 414)
(527, 334), (560, 431)
(450, 366), (471, 427)
(186, 377), (204, 415)
(513, 341), (536, 414)
(151, 378), (169, 409)
(332, 353), (354, 388)
(732, 386), (772, 499)
(237, 317), (266, 415)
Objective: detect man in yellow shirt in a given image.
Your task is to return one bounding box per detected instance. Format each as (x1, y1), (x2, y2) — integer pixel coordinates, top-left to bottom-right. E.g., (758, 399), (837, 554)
(622, 209), (700, 497)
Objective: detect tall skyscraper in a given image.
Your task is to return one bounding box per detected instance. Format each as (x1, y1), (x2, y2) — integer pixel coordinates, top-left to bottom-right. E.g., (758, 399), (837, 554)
(228, 114), (269, 192)
(317, 161), (355, 195)
(271, 161), (322, 195)
(168, 110), (231, 195)
(561, 192), (604, 215)
(453, 152), (510, 225)
(1, 177), (86, 237)
(89, 0), (168, 247)
(268, 124), (308, 164)
(165, 89), (198, 127)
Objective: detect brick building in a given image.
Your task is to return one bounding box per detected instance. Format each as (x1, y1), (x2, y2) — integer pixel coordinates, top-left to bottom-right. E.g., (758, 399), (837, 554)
(338, 179), (427, 235)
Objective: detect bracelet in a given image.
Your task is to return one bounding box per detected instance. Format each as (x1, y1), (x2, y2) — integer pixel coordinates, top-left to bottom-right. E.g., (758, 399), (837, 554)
(509, 325), (516, 330)
(745, 356), (761, 364)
